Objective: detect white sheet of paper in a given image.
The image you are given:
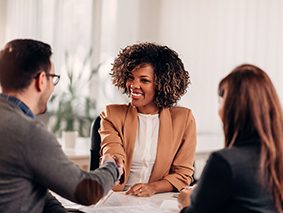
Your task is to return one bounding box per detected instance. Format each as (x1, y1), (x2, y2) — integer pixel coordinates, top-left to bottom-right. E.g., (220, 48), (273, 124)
(160, 199), (179, 212)
(80, 204), (165, 213)
(79, 191), (180, 213)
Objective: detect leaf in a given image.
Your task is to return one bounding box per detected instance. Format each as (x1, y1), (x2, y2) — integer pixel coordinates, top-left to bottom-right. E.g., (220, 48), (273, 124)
(48, 49), (100, 137)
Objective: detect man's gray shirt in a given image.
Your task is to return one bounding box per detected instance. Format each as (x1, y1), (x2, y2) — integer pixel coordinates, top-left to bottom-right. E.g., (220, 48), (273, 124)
(0, 99), (119, 212)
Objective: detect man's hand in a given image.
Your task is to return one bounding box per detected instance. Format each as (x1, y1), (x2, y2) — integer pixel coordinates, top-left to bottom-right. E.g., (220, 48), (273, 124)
(100, 154), (124, 184)
(112, 155), (125, 184)
(100, 154), (115, 165)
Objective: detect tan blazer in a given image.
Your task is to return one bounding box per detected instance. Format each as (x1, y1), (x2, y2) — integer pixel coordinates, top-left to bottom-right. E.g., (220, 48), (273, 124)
(99, 104), (196, 191)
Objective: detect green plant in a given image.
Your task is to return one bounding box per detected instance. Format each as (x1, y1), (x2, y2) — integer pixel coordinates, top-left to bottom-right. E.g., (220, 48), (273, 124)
(49, 50), (100, 137)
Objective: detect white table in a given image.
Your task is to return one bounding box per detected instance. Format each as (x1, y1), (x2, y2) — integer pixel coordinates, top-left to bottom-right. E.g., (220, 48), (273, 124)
(55, 191), (179, 213)
(56, 134), (224, 212)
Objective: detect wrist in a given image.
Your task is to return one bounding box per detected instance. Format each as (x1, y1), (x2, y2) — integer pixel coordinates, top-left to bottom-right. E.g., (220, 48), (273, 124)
(101, 158), (116, 166)
(102, 160), (120, 181)
(147, 182), (158, 194)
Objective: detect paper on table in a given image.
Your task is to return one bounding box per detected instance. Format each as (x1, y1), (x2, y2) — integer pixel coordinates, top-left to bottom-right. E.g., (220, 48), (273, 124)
(79, 191), (179, 213)
(51, 191), (83, 209)
(95, 191), (155, 207)
(160, 199), (179, 212)
(80, 204), (166, 213)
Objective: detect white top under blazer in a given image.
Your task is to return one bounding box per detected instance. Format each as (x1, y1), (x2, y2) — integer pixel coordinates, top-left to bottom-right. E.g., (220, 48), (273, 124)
(124, 113), (160, 190)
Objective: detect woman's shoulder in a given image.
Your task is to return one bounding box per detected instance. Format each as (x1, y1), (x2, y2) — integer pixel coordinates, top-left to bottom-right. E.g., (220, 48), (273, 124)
(167, 106), (194, 120)
(100, 104), (131, 127)
(212, 147), (241, 161)
(104, 104), (131, 113)
(106, 104), (129, 110)
(102, 104), (136, 121)
(169, 106), (192, 113)
(100, 104), (128, 118)
(211, 144), (260, 167)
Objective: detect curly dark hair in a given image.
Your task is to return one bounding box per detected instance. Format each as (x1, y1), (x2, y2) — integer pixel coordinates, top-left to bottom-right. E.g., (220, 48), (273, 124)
(111, 42), (190, 108)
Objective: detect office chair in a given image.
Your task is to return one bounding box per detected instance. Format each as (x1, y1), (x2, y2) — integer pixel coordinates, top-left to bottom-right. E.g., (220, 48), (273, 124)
(89, 116), (101, 171)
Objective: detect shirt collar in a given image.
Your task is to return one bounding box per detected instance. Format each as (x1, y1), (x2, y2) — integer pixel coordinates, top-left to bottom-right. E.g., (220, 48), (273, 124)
(0, 93), (35, 119)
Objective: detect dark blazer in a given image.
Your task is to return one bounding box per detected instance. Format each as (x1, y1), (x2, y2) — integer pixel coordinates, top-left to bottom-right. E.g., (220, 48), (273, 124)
(181, 139), (277, 213)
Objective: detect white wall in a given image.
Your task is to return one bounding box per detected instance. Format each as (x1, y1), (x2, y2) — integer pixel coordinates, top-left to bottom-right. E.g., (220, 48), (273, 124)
(0, 0), (7, 92)
(158, 0), (283, 134)
(96, 0), (283, 135)
(2, 0), (283, 136)
(0, 0), (7, 47)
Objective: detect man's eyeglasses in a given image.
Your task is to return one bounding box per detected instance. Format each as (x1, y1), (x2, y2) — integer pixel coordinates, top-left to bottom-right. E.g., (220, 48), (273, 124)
(34, 72), (60, 86)
(46, 73), (60, 86)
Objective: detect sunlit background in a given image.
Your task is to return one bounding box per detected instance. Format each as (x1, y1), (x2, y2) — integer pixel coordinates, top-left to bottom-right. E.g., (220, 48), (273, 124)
(1, 0), (283, 176)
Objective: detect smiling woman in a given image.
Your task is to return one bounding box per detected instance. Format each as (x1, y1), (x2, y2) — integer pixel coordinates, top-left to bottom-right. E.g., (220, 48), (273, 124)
(99, 42), (196, 197)
(126, 64), (156, 114)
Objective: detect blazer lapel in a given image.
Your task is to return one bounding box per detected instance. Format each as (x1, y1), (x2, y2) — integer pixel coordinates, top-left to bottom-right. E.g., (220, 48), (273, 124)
(149, 108), (173, 182)
(123, 105), (138, 173)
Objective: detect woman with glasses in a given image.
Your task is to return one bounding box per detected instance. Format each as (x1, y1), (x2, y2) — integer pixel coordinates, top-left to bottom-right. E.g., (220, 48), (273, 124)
(179, 64), (283, 213)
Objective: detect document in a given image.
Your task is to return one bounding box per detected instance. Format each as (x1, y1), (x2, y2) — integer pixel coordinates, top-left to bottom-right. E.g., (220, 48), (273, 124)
(79, 191), (179, 213)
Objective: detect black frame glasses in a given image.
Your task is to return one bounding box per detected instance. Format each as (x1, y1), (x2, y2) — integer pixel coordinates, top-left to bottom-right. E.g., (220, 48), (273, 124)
(34, 72), (60, 86)
(46, 73), (60, 86)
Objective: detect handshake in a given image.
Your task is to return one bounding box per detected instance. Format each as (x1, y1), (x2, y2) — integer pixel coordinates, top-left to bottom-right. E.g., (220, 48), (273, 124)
(100, 154), (125, 184)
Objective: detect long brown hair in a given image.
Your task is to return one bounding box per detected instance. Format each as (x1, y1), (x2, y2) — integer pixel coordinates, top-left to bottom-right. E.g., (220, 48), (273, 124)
(218, 64), (283, 212)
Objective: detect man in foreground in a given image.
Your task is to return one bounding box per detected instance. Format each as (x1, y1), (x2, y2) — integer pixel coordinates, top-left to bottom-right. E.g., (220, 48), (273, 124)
(0, 39), (121, 212)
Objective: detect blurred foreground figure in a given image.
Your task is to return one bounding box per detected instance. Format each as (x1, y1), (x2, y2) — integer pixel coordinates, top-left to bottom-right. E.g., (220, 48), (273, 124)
(0, 39), (121, 213)
(179, 64), (283, 213)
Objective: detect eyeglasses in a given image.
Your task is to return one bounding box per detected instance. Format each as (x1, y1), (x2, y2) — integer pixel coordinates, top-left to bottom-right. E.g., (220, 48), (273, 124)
(34, 72), (60, 86)
(46, 73), (60, 86)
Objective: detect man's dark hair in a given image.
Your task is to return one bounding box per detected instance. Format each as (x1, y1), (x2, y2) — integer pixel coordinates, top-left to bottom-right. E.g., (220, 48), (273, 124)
(0, 39), (52, 91)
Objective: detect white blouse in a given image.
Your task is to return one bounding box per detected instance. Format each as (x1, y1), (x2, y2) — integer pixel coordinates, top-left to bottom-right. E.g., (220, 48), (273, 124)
(124, 113), (160, 190)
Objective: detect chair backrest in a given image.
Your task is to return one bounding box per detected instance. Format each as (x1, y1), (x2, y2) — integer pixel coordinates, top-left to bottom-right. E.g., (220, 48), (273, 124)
(89, 116), (101, 171)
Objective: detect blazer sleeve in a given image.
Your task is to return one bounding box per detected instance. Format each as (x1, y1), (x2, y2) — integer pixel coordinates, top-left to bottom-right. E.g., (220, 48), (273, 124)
(99, 106), (127, 180)
(164, 110), (197, 190)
